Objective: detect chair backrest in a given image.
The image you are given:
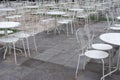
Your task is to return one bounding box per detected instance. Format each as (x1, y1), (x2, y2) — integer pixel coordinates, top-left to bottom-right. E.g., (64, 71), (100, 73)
(106, 13), (111, 28)
(106, 12), (115, 29)
(76, 27), (89, 51)
(116, 8), (120, 17)
(84, 24), (94, 48)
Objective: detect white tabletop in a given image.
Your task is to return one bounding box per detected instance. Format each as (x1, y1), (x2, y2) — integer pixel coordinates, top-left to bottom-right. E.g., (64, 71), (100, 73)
(0, 22), (20, 28)
(46, 11), (66, 16)
(110, 26), (120, 30)
(0, 8), (16, 12)
(24, 6), (39, 9)
(117, 16), (120, 20)
(100, 33), (120, 46)
(69, 8), (84, 12)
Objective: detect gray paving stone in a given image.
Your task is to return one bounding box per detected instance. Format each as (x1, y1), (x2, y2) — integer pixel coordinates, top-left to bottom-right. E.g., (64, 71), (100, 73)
(8, 66), (35, 79)
(34, 51), (58, 61)
(0, 74), (20, 80)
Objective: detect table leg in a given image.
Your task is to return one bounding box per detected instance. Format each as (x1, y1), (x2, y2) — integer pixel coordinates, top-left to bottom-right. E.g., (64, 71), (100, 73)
(4, 29), (11, 55)
(54, 16), (60, 34)
(4, 29), (8, 37)
(101, 47), (120, 80)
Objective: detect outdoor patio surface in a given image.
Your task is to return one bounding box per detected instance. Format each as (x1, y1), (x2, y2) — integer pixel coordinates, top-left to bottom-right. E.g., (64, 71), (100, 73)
(0, 21), (120, 80)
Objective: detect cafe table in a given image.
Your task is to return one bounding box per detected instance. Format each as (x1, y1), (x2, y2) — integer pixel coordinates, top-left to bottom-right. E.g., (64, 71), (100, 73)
(68, 8), (84, 16)
(69, 8), (84, 12)
(100, 33), (120, 79)
(0, 21), (20, 37)
(0, 7), (16, 15)
(0, 7), (15, 12)
(24, 5), (39, 9)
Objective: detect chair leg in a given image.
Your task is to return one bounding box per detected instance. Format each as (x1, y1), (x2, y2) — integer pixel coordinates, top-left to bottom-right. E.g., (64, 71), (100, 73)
(22, 39), (27, 57)
(83, 56), (87, 70)
(3, 46), (8, 59)
(33, 35), (38, 53)
(108, 50), (112, 73)
(101, 59), (105, 80)
(73, 22), (76, 32)
(26, 38), (30, 57)
(75, 54), (83, 79)
(13, 43), (17, 64)
(66, 24), (69, 36)
(70, 22), (74, 34)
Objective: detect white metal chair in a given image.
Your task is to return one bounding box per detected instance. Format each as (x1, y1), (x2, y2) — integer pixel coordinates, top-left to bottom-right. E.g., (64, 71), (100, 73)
(84, 24), (113, 51)
(9, 6), (38, 57)
(57, 12), (75, 36)
(75, 27), (109, 80)
(84, 24), (113, 72)
(76, 9), (90, 25)
(0, 36), (21, 64)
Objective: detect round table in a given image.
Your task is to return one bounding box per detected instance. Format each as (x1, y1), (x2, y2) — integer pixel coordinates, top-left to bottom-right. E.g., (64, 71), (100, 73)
(0, 8), (15, 12)
(69, 8), (84, 12)
(100, 33), (120, 79)
(0, 8), (16, 17)
(117, 16), (120, 20)
(24, 6), (39, 9)
(46, 11), (66, 16)
(0, 22), (20, 37)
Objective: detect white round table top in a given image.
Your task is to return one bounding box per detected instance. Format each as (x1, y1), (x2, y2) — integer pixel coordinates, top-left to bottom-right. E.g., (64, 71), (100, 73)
(100, 33), (120, 46)
(69, 8), (84, 12)
(46, 11), (66, 15)
(114, 24), (120, 26)
(0, 22), (20, 28)
(110, 27), (120, 30)
(24, 6), (39, 9)
(117, 16), (120, 20)
(0, 8), (15, 11)
(81, 6), (95, 9)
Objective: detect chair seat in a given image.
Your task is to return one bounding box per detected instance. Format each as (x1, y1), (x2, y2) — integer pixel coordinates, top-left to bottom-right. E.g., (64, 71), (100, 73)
(35, 11), (46, 15)
(76, 15), (89, 19)
(85, 50), (109, 59)
(13, 32), (30, 38)
(58, 19), (72, 24)
(41, 18), (55, 22)
(6, 15), (22, 19)
(0, 37), (19, 43)
(81, 6), (95, 10)
(62, 14), (72, 17)
(92, 43), (112, 50)
(89, 12), (98, 15)
(110, 26), (120, 30)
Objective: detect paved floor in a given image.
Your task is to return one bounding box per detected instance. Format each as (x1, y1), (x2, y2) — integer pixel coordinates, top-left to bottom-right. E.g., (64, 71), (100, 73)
(0, 21), (120, 80)
(27, 21), (108, 69)
(0, 58), (120, 80)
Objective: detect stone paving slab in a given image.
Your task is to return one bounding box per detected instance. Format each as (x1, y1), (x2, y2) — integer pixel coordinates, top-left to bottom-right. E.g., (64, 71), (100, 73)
(0, 58), (119, 80)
